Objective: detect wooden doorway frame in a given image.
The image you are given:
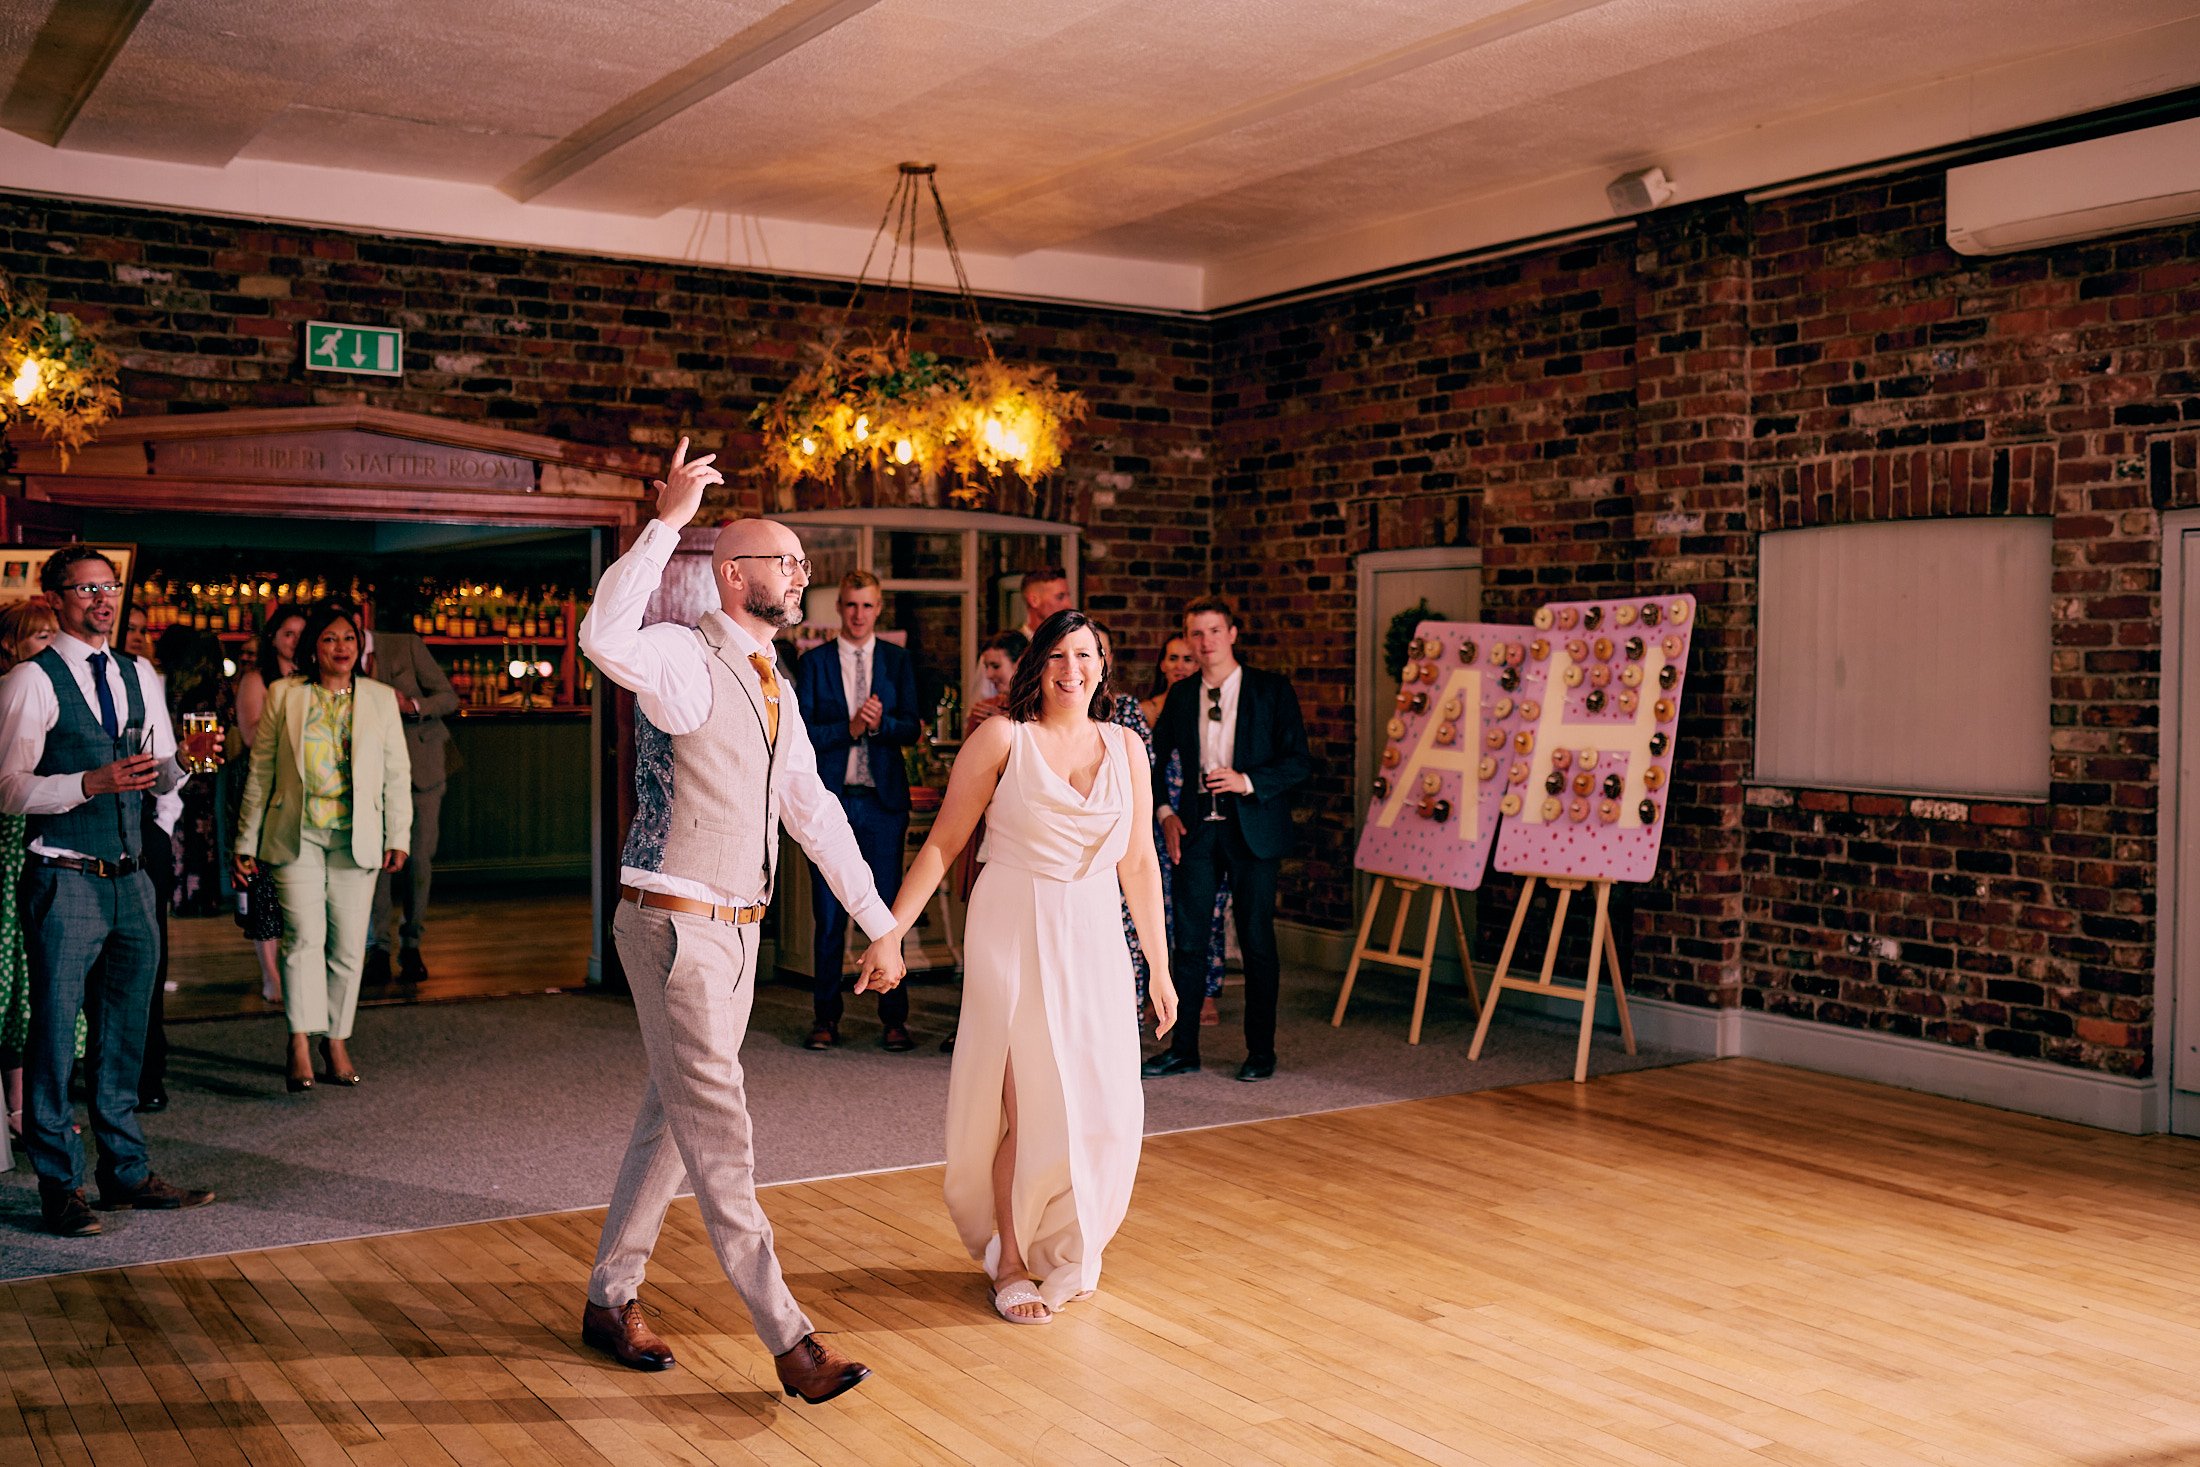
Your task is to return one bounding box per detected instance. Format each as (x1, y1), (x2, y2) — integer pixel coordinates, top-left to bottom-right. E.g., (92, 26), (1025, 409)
(3, 406), (651, 989)
(2159, 507), (2200, 1136)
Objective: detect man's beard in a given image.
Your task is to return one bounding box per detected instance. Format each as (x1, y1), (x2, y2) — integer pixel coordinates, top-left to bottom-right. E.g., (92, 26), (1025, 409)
(744, 585), (802, 628)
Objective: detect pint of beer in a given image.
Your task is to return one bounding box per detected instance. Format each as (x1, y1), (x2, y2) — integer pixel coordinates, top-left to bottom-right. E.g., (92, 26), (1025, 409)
(181, 711), (223, 773)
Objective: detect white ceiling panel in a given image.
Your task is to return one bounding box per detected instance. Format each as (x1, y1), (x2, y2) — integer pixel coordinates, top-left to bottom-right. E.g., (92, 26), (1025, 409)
(2, 0), (2193, 307)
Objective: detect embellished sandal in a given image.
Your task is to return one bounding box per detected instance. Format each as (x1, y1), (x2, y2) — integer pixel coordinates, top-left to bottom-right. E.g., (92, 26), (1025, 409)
(992, 1280), (1052, 1326)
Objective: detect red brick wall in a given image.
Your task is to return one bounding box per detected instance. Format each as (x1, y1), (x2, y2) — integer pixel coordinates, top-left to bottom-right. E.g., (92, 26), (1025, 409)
(9, 174), (2197, 1078)
(1212, 172), (2200, 1078)
(0, 197), (1211, 665)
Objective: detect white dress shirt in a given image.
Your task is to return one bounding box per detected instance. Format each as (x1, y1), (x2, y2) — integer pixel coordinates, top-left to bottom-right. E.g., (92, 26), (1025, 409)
(1162, 663), (1251, 823)
(579, 519), (896, 940)
(836, 633), (875, 787)
(0, 631), (185, 859)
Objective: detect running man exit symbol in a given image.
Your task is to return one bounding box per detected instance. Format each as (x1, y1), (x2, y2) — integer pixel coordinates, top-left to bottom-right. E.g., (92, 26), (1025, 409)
(304, 321), (402, 378)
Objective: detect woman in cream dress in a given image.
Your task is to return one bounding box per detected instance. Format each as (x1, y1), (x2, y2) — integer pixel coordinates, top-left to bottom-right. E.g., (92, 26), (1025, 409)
(880, 610), (1176, 1324)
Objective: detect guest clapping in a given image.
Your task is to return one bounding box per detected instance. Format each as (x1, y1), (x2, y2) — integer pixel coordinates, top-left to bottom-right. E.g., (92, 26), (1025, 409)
(963, 630), (1027, 737)
(234, 604), (411, 1092)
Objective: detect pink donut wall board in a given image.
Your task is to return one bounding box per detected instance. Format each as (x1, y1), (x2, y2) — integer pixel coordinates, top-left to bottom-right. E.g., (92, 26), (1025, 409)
(1353, 593), (1696, 889)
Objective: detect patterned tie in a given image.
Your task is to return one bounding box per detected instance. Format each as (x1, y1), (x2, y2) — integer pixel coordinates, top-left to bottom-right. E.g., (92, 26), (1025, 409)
(851, 644), (870, 785)
(748, 652), (780, 746)
(86, 651), (120, 741)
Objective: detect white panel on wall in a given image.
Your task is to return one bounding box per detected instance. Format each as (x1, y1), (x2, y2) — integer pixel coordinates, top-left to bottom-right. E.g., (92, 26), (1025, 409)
(1756, 518), (2052, 799)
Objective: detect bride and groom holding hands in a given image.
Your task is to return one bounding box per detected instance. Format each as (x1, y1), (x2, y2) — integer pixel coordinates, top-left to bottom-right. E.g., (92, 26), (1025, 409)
(573, 438), (1182, 1401)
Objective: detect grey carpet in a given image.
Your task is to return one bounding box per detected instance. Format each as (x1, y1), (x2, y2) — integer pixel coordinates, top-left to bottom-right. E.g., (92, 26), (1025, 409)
(0, 963), (1686, 1280)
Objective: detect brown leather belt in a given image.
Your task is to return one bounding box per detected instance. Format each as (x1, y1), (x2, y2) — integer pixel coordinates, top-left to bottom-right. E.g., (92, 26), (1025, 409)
(619, 884), (767, 925)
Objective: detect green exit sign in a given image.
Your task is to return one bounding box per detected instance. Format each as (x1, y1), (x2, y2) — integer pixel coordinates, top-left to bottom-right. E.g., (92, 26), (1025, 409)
(304, 320), (402, 377)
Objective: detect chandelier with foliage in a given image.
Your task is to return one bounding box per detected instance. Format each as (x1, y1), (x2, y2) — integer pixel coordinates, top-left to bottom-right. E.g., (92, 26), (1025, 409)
(0, 273), (121, 471)
(752, 164), (1085, 503)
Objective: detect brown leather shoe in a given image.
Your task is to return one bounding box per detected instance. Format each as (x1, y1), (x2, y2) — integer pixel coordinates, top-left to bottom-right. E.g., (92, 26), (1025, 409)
(880, 1026), (915, 1052)
(804, 1026), (838, 1051)
(774, 1333), (870, 1404)
(39, 1184), (102, 1237)
(95, 1174), (215, 1212)
(580, 1300), (675, 1371)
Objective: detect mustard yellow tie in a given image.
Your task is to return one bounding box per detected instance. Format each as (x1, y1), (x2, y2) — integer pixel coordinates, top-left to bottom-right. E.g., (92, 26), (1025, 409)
(747, 652), (780, 746)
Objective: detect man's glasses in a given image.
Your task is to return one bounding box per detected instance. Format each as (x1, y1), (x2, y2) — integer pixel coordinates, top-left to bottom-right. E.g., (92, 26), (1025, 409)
(61, 583), (124, 599)
(1206, 685), (1223, 722)
(728, 554), (811, 578)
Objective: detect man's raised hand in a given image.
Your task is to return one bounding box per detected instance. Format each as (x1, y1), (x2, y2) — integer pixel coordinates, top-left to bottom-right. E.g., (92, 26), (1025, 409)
(651, 436), (722, 531)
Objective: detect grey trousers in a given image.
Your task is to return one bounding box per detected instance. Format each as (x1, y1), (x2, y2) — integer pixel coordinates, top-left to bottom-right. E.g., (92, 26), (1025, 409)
(588, 900), (812, 1355)
(19, 866), (159, 1192)
(371, 781), (442, 950)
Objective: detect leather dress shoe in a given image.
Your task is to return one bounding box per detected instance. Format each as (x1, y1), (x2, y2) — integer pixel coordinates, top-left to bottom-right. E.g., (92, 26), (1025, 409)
(397, 947), (430, 983)
(1236, 1056), (1277, 1082)
(880, 1026), (916, 1052)
(137, 1090), (169, 1114)
(39, 1184), (102, 1237)
(774, 1333), (870, 1404)
(362, 946), (392, 987)
(96, 1174), (215, 1212)
(804, 1026), (838, 1051)
(1141, 1052), (1200, 1077)
(581, 1300), (675, 1372)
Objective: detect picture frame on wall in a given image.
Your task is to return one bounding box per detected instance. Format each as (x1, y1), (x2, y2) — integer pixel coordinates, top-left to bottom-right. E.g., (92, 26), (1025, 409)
(0, 543), (137, 609)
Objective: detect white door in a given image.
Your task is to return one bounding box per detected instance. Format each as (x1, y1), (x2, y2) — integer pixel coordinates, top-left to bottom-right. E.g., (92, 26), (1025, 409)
(1354, 548), (1480, 957)
(2171, 521), (2200, 1135)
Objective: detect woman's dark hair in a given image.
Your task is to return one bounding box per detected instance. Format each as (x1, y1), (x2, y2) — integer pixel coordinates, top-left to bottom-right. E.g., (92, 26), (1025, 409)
(254, 602), (308, 684)
(294, 601), (361, 684)
(1007, 609), (1109, 722)
(155, 626), (230, 716)
(981, 629), (1028, 662)
(1147, 634), (1191, 698)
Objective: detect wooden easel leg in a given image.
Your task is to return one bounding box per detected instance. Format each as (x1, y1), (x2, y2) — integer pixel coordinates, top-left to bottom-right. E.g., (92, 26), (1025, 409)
(1446, 888), (1481, 1018)
(1572, 882), (1612, 1084)
(1407, 880), (1444, 1046)
(1468, 878), (1537, 1060)
(1603, 900), (1636, 1055)
(1331, 876), (1388, 1027)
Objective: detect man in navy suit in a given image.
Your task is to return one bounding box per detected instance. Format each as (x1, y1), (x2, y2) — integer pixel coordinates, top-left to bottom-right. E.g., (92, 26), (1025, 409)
(794, 572), (921, 1051)
(1142, 595), (1311, 1082)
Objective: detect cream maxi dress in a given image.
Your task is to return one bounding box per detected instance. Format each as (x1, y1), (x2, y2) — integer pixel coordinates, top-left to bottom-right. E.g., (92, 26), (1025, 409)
(944, 719), (1144, 1310)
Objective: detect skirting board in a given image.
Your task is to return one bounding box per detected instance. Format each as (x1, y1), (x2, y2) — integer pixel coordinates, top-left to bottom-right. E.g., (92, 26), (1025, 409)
(1497, 988), (2153, 1134)
(1287, 920), (2159, 1132)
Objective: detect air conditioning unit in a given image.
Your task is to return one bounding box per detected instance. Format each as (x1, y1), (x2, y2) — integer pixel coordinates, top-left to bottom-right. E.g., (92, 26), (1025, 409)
(1946, 115), (2200, 255)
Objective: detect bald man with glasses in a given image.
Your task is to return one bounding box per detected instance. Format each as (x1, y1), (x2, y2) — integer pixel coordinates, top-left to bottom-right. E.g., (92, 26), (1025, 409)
(0, 546), (223, 1235)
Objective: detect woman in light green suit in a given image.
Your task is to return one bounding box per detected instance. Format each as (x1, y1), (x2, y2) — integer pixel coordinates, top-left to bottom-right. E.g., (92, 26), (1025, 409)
(234, 603), (411, 1092)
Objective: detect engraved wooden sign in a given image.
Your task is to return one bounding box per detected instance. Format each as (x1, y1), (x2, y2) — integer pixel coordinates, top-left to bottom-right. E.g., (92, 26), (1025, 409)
(150, 432), (536, 491)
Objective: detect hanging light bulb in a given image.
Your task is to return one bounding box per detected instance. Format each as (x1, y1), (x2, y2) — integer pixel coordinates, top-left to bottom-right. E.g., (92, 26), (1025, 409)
(799, 436), (818, 457)
(894, 438), (914, 465)
(10, 356), (41, 405)
(853, 415), (869, 442)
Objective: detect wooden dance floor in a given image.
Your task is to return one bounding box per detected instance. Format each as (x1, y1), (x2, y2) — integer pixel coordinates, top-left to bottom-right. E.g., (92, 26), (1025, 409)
(4, 1060), (2197, 1465)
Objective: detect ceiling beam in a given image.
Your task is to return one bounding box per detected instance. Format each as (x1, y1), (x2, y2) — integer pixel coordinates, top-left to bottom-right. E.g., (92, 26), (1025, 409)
(956, 0), (1623, 227)
(0, 0), (153, 146)
(499, 0), (889, 205)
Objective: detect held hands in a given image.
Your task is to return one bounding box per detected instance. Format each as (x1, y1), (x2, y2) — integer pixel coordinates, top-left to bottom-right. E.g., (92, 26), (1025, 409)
(650, 436), (723, 530)
(85, 753), (159, 795)
(855, 933), (906, 994)
(1149, 970), (1179, 1040)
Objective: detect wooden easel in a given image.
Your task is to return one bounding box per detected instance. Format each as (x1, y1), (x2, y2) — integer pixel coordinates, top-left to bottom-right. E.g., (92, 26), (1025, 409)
(1467, 875), (1635, 1083)
(1331, 874), (1480, 1044)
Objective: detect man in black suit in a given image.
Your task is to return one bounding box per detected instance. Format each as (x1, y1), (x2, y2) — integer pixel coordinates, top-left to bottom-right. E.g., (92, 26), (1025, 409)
(793, 572), (922, 1051)
(1142, 596), (1310, 1082)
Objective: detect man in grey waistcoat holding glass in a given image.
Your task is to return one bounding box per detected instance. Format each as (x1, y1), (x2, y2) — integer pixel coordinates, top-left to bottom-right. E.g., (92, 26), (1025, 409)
(0, 546), (224, 1236)
(576, 439), (906, 1405)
